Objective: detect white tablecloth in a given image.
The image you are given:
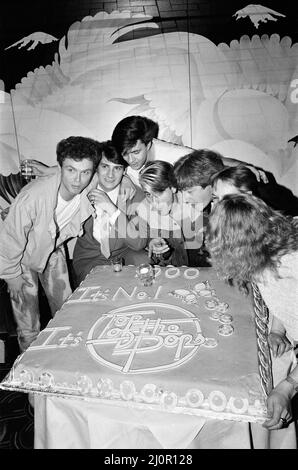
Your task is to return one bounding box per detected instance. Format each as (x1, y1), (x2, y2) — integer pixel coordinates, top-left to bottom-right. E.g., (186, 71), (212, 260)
(33, 350), (297, 449)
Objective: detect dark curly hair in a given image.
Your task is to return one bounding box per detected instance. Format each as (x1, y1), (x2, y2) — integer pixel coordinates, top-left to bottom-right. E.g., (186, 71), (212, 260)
(56, 136), (100, 171)
(206, 193), (298, 293)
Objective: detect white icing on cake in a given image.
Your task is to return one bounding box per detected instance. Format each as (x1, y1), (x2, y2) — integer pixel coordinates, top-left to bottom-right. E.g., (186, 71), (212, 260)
(0, 266), (270, 423)
(85, 302), (204, 374)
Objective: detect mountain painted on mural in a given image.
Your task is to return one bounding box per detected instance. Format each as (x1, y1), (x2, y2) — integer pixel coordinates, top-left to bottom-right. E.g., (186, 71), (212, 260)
(234, 4), (286, 29)
(5, 32), (58, 51)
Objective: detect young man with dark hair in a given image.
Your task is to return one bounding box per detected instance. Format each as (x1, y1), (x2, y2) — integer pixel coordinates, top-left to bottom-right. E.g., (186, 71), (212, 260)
(173, 149), (224, 206)
(174, 148), (298, 265)
(111, 115), (159, 158)
(173, 149), (225, 266)
(112, 116), (272, 188)
(72, 141), (148, 286)
(111, 115), (195, 186)
(0, 136), (100, 351)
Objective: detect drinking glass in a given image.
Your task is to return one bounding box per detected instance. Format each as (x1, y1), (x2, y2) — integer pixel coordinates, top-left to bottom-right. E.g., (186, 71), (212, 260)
(111, 257), (123, 272)
(136, 263), (154, 287)
(20, 159), (34, 182)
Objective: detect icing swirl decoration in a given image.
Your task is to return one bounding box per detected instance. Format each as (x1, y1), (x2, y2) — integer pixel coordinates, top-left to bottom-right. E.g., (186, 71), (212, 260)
(186, 389), (204, 407)
(19, 369), (34, 385)
(97, 378), (113, 398)
(140, 383), (158, 403)
(38, 372), (55, 388)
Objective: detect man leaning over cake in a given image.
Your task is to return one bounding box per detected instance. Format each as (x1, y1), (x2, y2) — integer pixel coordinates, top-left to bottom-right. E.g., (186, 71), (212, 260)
(0, 136), (101, 352)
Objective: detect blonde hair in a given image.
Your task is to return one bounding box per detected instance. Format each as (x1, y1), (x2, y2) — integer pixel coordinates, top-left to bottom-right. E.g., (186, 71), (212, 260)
(139, 160), (176, 194)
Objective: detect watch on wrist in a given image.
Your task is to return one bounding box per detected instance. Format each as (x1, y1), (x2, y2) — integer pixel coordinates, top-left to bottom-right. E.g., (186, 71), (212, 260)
(285, 375), (298, 392)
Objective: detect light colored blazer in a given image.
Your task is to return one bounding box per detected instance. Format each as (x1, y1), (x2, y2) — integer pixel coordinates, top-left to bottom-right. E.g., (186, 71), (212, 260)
(0, 168), (96, 279)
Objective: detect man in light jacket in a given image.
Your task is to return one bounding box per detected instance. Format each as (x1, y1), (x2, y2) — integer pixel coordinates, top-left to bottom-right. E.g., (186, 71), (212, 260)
(0, 136), (100, 351)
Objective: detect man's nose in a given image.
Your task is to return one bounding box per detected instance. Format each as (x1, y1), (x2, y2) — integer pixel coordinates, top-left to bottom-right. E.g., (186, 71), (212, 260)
(125, 153), (133, 164)
(75, 172), (81, 182)
(108, 167), (114, 178)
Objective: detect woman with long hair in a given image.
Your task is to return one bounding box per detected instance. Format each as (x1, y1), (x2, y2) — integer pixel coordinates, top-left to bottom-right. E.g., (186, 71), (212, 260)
(206, 193), (298, 440)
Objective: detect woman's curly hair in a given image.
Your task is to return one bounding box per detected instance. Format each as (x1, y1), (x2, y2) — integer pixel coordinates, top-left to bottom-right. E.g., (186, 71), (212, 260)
(206, 193), (298, 293)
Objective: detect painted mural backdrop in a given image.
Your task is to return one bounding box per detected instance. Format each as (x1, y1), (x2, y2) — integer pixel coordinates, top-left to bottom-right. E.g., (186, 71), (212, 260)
(1, 1), (298, 215)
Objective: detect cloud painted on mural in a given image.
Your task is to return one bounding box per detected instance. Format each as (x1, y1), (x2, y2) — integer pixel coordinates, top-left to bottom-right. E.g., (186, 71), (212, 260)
(5, 32), (58, 51)
(0, 9), (297, 200)
(233, 4), (286, 29)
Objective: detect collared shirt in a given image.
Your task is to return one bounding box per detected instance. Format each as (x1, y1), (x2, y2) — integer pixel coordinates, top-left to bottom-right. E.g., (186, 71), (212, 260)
(100, 184), (120, 206)
(95, 184), (121, 227)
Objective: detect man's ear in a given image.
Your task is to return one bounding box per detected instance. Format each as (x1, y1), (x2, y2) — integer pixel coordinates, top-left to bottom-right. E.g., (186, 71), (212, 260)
(171, 186), (177, 194)
(146, 141), (153, 151)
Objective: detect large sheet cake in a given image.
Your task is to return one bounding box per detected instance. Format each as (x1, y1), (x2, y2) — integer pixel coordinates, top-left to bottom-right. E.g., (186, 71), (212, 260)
(0, 265), (272, 423)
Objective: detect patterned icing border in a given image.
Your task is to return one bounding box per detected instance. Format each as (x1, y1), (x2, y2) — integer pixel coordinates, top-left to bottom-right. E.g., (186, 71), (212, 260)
(0, 270), (271, 424)
(0, 368), (267, 423)
(251, 283), (273, 397)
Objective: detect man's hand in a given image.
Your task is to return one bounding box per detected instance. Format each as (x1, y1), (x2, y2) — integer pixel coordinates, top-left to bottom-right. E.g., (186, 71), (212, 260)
(268, 331), (292, 358)
(0, 205), (10, 221)
(23, 159), (56, 177)
(148, 238), (170, 259)
(6, 275), (33, 303)
(245, 165), (268, 184)
(119, 187), (135, 202)
(88, 189), (117, 217)
(263, 380), (293, 430)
